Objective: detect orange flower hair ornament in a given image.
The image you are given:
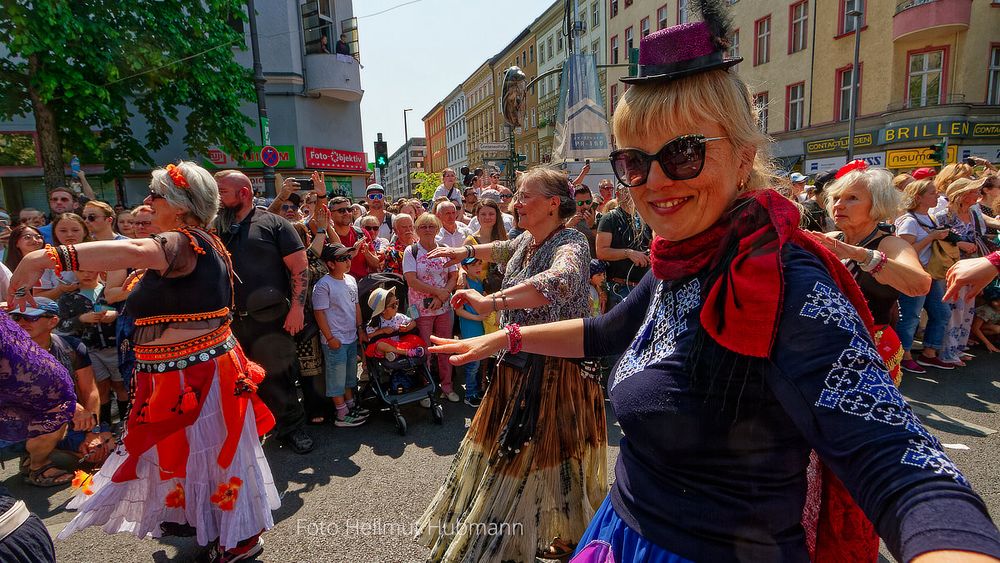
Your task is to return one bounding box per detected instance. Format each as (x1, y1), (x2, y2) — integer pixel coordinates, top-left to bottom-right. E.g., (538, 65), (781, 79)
(72, 470), (94, 496)
(165, 164), (190, 189)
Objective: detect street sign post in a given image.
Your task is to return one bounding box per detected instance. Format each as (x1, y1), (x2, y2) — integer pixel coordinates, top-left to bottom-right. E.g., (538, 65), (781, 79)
(259, 145), (281, 168)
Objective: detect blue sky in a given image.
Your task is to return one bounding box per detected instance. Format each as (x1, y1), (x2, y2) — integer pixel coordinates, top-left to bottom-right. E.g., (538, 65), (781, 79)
(357, 0), (546, 157)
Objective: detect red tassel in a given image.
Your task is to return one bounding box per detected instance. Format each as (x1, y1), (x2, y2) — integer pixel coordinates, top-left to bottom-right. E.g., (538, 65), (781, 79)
(246, 361), (266, 384)
(179, 386), (197, 413)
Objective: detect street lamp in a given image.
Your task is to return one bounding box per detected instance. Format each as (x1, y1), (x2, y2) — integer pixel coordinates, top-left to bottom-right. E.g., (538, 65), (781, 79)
(403, 108), (413, 197)
(846, 8), (863, 161)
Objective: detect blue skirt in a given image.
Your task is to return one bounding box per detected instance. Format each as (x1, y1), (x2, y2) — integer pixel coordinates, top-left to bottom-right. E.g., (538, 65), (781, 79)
(571, 495), (693, 563)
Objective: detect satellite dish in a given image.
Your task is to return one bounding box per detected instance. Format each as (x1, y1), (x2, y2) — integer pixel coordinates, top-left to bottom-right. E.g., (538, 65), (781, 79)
(500, 66), (528, 129)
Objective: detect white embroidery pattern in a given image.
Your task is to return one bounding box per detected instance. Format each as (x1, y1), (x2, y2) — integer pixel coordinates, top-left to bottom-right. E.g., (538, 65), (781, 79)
(611, 279), (700, 391)
(799, 281), (968, 486)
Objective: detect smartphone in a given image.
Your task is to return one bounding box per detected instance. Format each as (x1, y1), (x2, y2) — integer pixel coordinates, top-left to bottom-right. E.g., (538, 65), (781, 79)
(290, 177), (314, 190)
(423, 297), (434, 309)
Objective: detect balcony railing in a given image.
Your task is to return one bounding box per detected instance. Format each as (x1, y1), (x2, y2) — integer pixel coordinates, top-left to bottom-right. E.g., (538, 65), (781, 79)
(895, 0), (938, 15)
(304, 53), (363, 102)
(885, 93), (967, 112)
(892, 0), (970, 41)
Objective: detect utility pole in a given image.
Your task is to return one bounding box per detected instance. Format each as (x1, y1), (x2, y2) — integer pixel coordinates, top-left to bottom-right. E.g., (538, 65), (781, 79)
(846, 8), (863, 162)
(246, 0), (275, 196)
(403, 108), (413, 197)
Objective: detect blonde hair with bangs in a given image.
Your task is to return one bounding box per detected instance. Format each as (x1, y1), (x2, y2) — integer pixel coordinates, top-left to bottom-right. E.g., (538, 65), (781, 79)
(612, 70), (778, 191)
(933, 163), (973, 193)
(901, 179), (934, 211)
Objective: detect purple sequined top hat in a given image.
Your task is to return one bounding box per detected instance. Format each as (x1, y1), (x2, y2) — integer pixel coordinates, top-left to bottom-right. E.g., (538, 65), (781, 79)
(622, 0), (741, 85)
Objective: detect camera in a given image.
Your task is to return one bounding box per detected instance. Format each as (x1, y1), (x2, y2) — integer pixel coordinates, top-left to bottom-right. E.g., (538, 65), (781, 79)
(289, 177), (314, 190)
(460, 166), (470, 177)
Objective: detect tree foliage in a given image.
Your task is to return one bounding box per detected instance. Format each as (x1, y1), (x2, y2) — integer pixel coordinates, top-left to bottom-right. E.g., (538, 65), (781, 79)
(411, 170), (441, 201)
(0, 0), (255, 187)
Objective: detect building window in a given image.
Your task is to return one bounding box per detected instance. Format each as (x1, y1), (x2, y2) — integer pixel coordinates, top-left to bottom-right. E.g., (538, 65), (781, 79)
(610, 84), (618, 114)
(754, 16), (771, 66)
(592, 2), (600, 27)
(836, 65), (860, 121)
(625, 26), (634, 55)
(610, 0), (618, 18)
(557, 34), (564, 52)
(522, 50), (527, 65)
(841, 0), (864, 34)
(548, 37), (554, 59)
(729, 29), (740, 60)
(786, 82), (805, 131)
(539, 43), (545, 64)
(658, 4), (669, 29)
(908, 49), (944, 107)
(592, 39), (601, 62)
(641, 17), (650, 38)
(754, 91), (769, 132)
(678, 0), (689, 24)
(988, 46), (1000, 105)
(530, 45), (534, 62)
(610, 35), (619, 64)
(789, 1), (808, 54)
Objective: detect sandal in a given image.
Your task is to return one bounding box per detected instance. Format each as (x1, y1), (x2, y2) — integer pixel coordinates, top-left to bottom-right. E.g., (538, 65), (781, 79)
(536, 536), (577, 560)
(25, 463), (73, 487)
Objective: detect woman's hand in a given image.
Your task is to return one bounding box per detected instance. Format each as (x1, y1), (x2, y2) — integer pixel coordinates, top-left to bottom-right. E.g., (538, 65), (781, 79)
(944, 255), (1000, 302)
(99, 310), (118, 323)
(814, 234), (867, 262)
(311, 170), (326, 198)
(79, 311), (103, 324)
(427, 245), (466, 267)
(310, 205), (329, 232)
(5, 249), (48, 311)
(957, 241), (977, 254)
(429, 332), (506, 366)
(450, 288), (490, 315)
(326, 335), (341, 349)
(279, 177), (299, 199)
(929, 228), (950, 241)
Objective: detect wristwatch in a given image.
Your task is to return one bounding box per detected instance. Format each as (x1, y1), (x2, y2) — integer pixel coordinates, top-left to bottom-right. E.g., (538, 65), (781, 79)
(316, 228), (326, 234)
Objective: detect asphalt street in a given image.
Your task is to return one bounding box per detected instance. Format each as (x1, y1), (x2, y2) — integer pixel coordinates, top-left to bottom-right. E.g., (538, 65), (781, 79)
(4, 352), (997, 563)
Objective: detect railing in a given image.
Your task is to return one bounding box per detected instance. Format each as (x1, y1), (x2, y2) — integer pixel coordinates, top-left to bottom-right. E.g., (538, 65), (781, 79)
(895, 0), (938, 15)
(885, 93), (967, 112)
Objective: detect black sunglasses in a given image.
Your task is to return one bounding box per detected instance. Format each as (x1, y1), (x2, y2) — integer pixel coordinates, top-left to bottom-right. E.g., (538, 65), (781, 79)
(610, 134), (727, 188)
(148, 189), (166, 200)
(281, 204), (299, 211)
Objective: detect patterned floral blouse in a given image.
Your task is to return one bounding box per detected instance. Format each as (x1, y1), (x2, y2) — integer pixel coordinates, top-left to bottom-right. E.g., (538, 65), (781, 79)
(490, 227), (591, 326)
(0, 311), (76, 442)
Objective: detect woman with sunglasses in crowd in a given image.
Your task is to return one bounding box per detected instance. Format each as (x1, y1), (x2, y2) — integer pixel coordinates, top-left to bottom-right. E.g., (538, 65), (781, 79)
(418, 167), (603, 562)
(426, 4), (1000, 562)
(7, 161), (279, 562)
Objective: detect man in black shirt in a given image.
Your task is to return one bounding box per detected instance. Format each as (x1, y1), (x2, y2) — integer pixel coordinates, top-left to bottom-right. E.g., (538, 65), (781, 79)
(596, 189), (652, 309)
(215, 170), (314, 454)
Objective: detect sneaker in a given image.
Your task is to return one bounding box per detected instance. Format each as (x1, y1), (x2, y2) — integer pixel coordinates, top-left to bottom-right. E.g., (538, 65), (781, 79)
(900, 359), (926, 374)
(915, 355), (955, 370)
(279, 429), (314, 454)
(442, 391), (460, 403)
(419, 397), (432, 408)
(334, 413), (368, 427)
(350, 405), (371, 418)
(464, 395), (482, 408)
(210, 536), (263, 562)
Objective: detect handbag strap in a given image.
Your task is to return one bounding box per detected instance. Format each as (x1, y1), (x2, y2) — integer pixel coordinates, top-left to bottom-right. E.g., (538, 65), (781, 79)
(0, 500), (30, 542)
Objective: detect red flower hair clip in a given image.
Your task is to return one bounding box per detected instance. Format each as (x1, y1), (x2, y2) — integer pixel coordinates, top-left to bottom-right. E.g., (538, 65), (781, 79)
(835, 159), (868, 179)
(165, 164), (190, 189)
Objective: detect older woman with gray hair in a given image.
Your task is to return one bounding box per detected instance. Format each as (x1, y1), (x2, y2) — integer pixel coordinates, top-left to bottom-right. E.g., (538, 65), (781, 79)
(7, 161), (279, 562)
(816, 164), (930, 384)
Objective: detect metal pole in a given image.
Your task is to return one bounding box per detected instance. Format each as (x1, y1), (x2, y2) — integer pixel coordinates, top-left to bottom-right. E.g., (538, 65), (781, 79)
(403, 108), (413, 197)
(846, 9), (862, 161)
(246, 0), (275, 197)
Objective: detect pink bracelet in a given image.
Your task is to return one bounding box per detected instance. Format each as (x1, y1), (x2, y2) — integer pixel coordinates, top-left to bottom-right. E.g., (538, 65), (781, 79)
(505, 323), (523, 354)
(869, 251), (888, 275)
(987, 251), (1000, 273)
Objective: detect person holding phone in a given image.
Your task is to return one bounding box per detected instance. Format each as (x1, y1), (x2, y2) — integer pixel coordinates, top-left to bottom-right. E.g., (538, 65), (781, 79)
(402, 213), (459, 403)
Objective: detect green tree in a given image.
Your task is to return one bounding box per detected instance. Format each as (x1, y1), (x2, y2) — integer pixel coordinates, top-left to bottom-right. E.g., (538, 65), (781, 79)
(0, 1), (255, 188)
(411, 170), (441, 201)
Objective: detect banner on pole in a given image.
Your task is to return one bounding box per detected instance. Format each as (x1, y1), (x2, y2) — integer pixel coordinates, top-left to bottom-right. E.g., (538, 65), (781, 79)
(553, 53), (611, 162)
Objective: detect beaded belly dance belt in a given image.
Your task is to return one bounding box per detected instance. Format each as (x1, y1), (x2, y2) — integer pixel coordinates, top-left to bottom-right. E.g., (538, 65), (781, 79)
(134, 323), (236, 374)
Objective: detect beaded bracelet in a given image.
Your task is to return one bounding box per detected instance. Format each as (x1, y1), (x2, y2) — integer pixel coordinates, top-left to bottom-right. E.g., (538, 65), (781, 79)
(44, 245), (63, 275)
(465, 245), (474, 259)
(66, 244), (80, 271)
(987, 251), (1000, 272)
(868, 251), (888, 275)
(505, 323), (523, 354)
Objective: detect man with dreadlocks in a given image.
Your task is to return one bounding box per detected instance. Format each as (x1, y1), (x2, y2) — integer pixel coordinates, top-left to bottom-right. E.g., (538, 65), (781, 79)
(426, 1), (1000, 562)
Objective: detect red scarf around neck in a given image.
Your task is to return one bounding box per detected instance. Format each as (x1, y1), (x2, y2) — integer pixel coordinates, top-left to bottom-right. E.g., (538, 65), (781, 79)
(650, 189), (879, 562)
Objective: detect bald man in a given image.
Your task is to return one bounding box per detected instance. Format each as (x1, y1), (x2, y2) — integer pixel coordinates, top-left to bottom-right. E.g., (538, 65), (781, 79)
(214, 170), (314, 454)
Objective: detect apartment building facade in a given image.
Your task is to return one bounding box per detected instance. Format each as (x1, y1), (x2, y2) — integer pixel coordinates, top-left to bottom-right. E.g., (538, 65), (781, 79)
(423, 104), (447, 173)
(463, 59), (499, 171)
(385, 137), (426, 199)
(444, 86), (469, 171)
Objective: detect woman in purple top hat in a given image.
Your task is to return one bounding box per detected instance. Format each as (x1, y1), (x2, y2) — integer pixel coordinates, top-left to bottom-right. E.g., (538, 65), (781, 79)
(427, 1), (1000, 562)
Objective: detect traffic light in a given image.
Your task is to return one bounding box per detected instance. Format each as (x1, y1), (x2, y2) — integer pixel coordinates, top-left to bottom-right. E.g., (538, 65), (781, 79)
(515, 154), (527, 172)
(374, 140), (388, 168)
(926, 140), (948, 164)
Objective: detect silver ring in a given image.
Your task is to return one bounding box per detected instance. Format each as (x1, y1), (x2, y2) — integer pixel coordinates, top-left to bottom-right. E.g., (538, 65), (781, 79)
(13, 286), (27, 298)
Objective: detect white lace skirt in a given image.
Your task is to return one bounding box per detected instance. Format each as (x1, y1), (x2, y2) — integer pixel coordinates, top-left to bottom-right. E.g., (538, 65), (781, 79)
(56, 362), (280, 550)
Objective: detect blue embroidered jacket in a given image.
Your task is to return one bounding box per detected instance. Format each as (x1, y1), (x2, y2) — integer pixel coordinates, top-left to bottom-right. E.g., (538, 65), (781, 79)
(584, 244), (1000, 563)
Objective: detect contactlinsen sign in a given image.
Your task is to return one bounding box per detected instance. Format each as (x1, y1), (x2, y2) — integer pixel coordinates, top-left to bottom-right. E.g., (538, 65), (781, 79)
(303, 147), (366, 172)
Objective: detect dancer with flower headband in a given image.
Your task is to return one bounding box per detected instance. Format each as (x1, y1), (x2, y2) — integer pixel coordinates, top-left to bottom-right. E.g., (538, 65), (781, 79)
(6, 161), (278, 563)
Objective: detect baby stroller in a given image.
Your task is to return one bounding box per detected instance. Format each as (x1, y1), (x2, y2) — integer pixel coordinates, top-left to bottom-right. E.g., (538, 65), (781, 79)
(357, 273), (444, 435)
